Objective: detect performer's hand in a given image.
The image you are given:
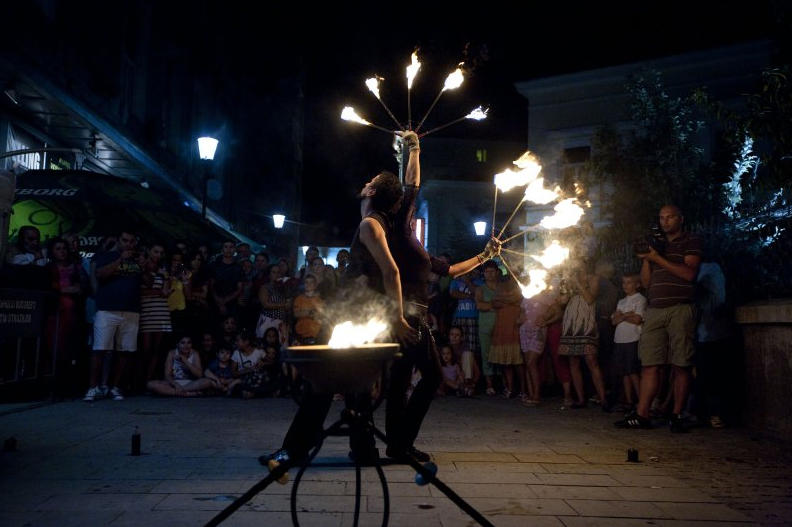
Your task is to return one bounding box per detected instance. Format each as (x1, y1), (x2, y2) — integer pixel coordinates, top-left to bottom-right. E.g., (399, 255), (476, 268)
(400, 131), (420, 152)
(482, 237), (502, 260)
(395, 317), (418, 346)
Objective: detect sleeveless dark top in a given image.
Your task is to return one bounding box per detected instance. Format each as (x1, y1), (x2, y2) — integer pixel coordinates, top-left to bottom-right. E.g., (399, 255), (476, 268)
(344, 210), (391, 295)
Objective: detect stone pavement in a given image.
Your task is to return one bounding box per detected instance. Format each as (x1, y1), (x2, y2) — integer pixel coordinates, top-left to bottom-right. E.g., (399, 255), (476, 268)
(1, 395), (790, 526)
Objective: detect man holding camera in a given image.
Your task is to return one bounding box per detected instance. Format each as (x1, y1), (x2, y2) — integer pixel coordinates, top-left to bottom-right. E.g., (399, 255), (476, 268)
(84, 228), (143, 401)
(616, 205), (702, 432)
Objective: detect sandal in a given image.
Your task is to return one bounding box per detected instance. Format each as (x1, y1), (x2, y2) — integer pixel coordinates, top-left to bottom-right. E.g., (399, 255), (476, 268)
(501, 389), (512, 399)
(522, 399), (539, 407)
(709, 416), (724, 429)
(485, 387), (496, 396)
(560, 398), (574, 410)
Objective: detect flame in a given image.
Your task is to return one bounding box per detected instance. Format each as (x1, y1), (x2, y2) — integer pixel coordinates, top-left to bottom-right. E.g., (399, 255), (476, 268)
(518, 269), (549, 299)
(514, 151), (540, 170)
(522, 177), (560, 205)
(328, 320), (388, 348)
(365, 76), (382, 99)
(341, 106), (371, 126)
(406, 51), (421, 89)
(539, 198), (585, 230)
(531, 240), (569, 268)
(465, 106), (488, 120)
(442, 63), (465, 91)
(493, 152), (542, 192)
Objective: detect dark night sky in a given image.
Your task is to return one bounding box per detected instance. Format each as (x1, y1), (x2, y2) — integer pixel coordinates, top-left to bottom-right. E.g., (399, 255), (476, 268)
(290, 1), (784, 240)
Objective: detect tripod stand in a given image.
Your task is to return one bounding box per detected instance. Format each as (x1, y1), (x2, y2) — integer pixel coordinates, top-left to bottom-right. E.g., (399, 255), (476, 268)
(204, 400), (494, 527)
(204, 344), (494, 527)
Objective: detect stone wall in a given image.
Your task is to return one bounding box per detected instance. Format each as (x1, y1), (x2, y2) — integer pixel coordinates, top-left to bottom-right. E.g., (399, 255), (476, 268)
(735, 300), (792, 441)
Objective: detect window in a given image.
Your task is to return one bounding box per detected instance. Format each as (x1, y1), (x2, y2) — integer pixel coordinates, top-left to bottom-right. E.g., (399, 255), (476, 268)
(476, 149), (487, 163)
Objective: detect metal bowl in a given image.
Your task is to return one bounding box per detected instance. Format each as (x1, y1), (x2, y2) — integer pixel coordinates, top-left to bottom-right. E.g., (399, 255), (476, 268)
(285, 343), (401, 393)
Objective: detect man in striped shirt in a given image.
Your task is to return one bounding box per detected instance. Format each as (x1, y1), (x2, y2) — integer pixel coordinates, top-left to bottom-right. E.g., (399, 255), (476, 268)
(616, 205), (702, 432)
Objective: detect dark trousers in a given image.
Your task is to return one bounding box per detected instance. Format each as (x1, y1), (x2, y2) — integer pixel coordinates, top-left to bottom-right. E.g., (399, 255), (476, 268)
(386, 318), (441, 451)
(282, 390), (333, 458)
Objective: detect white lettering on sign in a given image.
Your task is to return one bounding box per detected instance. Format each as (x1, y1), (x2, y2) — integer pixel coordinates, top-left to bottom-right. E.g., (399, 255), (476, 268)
(16, 188), (78, 197)
(0, 300), (37, 309)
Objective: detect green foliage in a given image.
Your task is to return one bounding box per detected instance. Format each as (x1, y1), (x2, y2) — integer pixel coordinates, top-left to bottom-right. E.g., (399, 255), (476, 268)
(587, 68), (792, 301)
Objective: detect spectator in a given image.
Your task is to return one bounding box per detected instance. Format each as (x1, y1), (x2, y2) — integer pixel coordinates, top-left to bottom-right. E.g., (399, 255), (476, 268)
(448, 326), (480, 396)
(558, 259), (608, 410)
(167, 251), (190, 343)
(6, 225), (46, 266)
(519, 289), (552, 406)
(231, 330), (268, 399)
(47, 237), (88, 393)
(84, 228), (142, 402)
(236, 242), (253, 263)
(204, 345), (241, 395)
(197, 331), (217, 369)
(256, 264), (291, 345)
(694, 260), (731, 428)
(610, 274), (647, 411)
(219, 315), (238, 352)
(475, 261), (500, 395)
(139, 243), (173, 385)
(449, 270), (480, 372)
(209, 240), (243, 317)
(335, 248), (350, 275)
(615, 205), (702, 432)
(437, 344), (464, 397)
(238, 258), (258, 331)
(146, 336), (213, 396)
(296, 247), (319, 280)
(186, 251), (210, 338)
(292, 273), (323, 345)
(488, 278), (525, 399)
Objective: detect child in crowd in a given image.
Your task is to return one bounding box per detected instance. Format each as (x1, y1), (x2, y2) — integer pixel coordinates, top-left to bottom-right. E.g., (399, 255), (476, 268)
(146, 336), (214, 396)
(220, 315), (238, 352)
(448, 326), (479, 396)
(204, 345), (241, 395)
(610, 274), (647, 410)
(231, 330), (267, 399)
(292, 274), (322, 345)
(437, 344), (465, 397)
(518, 290), (552, 406)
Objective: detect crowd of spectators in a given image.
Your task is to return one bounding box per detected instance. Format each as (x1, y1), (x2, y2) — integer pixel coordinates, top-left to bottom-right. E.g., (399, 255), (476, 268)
(3, 207), (734, 432)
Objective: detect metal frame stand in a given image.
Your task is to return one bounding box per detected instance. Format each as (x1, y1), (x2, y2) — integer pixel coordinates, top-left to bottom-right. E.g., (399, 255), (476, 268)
(204, 406), (494, 527)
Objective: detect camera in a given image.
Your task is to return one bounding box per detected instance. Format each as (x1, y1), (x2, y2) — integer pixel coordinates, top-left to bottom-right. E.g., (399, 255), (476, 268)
(633, 226), (666, 255)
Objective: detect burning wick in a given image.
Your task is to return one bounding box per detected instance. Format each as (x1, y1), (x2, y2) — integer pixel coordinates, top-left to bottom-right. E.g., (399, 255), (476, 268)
(365, 75), (404, 129)
(406, 51), (421, 129)
(340, 106), (394, 135)
(418, 106), (488, 138)
(328, 320), (388, 348)
(416, 63), (465, 131)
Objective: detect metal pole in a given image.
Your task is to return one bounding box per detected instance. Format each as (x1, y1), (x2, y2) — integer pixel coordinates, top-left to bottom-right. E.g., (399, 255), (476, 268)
(201, 163), (208, 220)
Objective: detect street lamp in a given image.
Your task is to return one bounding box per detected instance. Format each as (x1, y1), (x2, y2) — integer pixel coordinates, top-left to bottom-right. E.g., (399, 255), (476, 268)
(197, 137), (219, 219)
(273, 214), (285, 229)
(473, 221), (487, 236)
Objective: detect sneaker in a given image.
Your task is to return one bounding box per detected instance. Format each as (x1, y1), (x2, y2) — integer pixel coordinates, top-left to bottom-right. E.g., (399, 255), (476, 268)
(669, 414), (689, 433)
(386, 445), (431, 463)
(614, 411), (653, 429)
(109, 386), (124, 401)
(83, 386), (102, 402)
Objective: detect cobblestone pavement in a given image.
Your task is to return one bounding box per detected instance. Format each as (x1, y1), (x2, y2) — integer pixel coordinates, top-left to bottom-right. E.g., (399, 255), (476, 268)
(1, 395), (790, 526)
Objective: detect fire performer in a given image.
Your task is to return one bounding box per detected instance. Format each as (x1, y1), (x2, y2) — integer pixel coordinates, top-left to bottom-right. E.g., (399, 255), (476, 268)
(262, 170), (416, 477)
(385, 131), (501, 462)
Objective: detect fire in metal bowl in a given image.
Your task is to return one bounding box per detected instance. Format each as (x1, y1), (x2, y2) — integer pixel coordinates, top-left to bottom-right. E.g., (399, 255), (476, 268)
(285, 343), (401, 393)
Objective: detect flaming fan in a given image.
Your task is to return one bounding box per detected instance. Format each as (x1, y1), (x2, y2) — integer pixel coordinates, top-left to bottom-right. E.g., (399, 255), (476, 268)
(490, 151), (588, 299)
(341, 50), (488, 138)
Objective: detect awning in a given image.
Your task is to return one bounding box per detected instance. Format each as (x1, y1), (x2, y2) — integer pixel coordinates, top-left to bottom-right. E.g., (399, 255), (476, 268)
(10, 169), (233, 253)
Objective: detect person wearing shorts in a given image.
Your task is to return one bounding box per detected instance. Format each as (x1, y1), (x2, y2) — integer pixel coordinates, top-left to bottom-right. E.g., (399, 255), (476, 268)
(615, 205), (702, 431)
(84, 228), (142, 402)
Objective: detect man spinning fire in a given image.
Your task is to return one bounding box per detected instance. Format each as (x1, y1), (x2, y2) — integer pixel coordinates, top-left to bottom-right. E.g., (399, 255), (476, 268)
(262, 131), (500, 477)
